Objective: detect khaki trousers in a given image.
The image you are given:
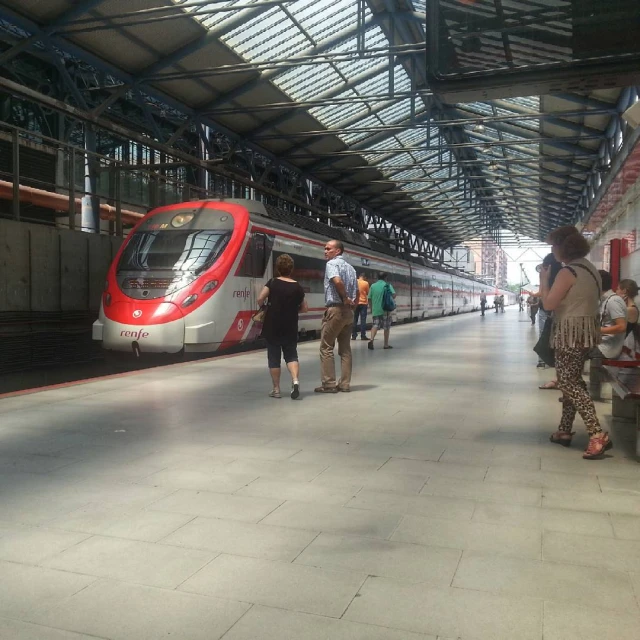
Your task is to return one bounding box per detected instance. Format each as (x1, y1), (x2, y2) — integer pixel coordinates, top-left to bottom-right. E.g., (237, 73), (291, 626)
(320, 306), (354, 389)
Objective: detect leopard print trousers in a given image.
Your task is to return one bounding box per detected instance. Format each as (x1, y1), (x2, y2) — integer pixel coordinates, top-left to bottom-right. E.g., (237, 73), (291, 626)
(556, 347), (602, 435)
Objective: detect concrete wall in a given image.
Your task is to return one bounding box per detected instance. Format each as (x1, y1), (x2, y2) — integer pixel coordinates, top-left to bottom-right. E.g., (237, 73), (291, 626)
(0, 219), (123, 373)
(0, 218), (123, 314)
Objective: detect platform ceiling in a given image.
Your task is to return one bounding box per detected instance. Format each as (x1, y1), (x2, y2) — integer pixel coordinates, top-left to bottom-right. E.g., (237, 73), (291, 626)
(0, 0), (634, 247)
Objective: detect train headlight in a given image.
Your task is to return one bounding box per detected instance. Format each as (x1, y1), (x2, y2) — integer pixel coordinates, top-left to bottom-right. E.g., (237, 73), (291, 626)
(171, 213), (194, 228)
(105, 293), (112, 307)
(202, 280), (218, 293)
(182, 294), (198, 308)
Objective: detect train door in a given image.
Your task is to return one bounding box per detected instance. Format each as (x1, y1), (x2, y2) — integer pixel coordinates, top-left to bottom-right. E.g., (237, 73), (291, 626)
(238, 231), (273, 312)
(450, 276), (455, 314)
(409, 263), (413, 318)
(250, 232), (267, 310)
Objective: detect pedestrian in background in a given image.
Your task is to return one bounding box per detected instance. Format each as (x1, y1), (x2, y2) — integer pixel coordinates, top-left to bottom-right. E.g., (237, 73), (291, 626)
(352, 272), (370, 341)
(527, 293), (540, 325)
(368, 272), (396, 350)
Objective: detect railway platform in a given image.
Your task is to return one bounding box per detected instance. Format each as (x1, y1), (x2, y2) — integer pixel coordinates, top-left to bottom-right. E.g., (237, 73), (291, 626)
(1, 309), (639, 639)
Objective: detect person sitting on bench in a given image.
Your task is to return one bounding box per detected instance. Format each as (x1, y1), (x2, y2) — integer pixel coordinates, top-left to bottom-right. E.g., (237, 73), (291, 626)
(592, 270), (627, 360)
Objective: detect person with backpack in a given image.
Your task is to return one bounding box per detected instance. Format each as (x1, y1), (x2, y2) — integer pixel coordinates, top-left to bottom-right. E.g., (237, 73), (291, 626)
(367, 272), (396, 350)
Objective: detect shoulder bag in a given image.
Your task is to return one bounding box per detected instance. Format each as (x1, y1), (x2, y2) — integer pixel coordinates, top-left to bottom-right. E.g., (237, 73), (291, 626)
(253, 279), (272, 323)
(533, 316), (555, 367)
(252, 306), (267, 324)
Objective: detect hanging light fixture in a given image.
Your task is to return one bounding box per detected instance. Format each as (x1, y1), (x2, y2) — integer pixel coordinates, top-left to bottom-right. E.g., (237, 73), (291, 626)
(472, 122), (485, 134)
(489, 161), (499, 171)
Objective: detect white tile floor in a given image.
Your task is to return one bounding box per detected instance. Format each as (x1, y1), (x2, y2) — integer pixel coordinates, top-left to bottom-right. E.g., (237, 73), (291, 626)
(1, 308), (640, 639)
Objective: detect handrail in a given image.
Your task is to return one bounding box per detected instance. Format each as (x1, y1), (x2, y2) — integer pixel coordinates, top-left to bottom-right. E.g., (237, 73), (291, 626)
(0, 180), (143, 225)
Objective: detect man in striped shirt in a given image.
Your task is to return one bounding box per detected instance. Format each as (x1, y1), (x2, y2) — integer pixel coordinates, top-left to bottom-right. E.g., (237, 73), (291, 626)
(315, 239), (358, 393)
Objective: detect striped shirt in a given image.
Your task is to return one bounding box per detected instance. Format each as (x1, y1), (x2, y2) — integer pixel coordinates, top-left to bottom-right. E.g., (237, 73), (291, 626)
(324, 255), (357, 306)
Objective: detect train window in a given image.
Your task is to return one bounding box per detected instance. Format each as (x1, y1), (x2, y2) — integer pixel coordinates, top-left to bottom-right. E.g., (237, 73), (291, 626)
(238, 233), (273, 278)
(254, 234), (266, 276)
(277, 251), (325, 294)
(116, 229), (232, 299)
(118, 230), (231, 274)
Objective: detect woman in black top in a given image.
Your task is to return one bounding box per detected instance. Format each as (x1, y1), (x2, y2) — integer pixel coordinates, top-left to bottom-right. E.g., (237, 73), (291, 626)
(537, 253), (562, 373)
(256, 254), (308, 399)
(537, 253), (563, 389)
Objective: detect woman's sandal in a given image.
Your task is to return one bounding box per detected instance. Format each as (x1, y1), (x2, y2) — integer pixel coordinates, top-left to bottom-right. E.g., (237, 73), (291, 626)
(549, 431), (575, 447)
(583, 432), (613, 459)
(539, 381), (558, 390)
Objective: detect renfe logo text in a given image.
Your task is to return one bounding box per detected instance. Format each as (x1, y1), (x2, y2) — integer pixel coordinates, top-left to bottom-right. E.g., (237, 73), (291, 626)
(120, 328), (150, 339)
(232, 288), (251, 299)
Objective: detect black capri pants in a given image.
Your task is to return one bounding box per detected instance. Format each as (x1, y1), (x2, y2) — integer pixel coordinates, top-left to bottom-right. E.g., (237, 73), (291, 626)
(266, 341), (299, 369)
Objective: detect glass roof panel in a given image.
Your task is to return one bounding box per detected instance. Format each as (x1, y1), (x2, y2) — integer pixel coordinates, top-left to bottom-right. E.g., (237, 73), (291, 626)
(316, 100), (366, 130)
(278, 63), (343, 101)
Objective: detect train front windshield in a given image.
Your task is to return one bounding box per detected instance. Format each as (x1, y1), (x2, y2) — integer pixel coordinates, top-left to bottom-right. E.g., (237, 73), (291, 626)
(117, 229), (231, 299)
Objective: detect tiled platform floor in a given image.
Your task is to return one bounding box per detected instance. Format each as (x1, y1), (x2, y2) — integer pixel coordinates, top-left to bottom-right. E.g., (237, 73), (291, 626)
(1, 309), (640, 639)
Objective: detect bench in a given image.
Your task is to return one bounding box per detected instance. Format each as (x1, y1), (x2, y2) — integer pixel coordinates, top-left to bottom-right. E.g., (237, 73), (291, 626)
(589, 355), (640, 401)
(601, 364), (640, 456)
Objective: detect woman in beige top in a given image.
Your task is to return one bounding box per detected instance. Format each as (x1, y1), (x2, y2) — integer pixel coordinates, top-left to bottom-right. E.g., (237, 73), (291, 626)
(539, 226), (611, 459)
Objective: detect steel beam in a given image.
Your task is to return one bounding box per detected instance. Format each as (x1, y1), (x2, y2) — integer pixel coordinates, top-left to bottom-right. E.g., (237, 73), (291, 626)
(445, 106), (605, 155)
(455, 103), (608, 138)
(582, 122), (640, 226)
(0, 0), (107, 65)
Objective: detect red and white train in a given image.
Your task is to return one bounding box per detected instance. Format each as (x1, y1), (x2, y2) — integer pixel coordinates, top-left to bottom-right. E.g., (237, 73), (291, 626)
(93, 199), (514, 354)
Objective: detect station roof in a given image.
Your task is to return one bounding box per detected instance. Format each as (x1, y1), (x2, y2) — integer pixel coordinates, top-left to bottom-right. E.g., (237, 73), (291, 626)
(2, 0), (635, 248)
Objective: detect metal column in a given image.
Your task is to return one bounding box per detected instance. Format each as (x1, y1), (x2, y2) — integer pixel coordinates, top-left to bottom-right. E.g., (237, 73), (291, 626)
(12, 128), (20, 220)
(81, 125), (99, 232)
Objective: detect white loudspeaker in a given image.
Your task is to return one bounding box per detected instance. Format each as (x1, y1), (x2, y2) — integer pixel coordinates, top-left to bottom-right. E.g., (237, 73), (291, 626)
(622, 101), (640, 129)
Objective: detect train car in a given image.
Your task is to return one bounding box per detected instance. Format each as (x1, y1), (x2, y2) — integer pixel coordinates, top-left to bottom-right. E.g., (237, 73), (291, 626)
(93, 199), (514, 355)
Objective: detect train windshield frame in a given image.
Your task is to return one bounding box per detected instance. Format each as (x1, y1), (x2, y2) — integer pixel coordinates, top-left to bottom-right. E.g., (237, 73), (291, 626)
(116, 228), (232, 299)
(117, 229), (232, 274)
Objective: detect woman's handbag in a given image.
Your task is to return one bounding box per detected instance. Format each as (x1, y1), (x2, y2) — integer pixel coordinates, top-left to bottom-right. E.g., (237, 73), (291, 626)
(253, 280), (271, 323)
(252, 305), (267, 323)
(533, 316), (555, 367)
